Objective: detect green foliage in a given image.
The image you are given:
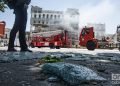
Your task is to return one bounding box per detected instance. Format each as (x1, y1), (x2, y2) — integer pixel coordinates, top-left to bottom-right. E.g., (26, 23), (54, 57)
(41, 55), (63, 63)
(44, 55), (51, 60)
(0, 0), (7, 12)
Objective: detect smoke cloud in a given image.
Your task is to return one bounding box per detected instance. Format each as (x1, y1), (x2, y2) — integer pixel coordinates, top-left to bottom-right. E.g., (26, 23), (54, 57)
(79, 0), (116, 34)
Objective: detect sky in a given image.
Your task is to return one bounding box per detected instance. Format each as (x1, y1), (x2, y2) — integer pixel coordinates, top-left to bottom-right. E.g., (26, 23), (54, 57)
(0, 0), (120, 34)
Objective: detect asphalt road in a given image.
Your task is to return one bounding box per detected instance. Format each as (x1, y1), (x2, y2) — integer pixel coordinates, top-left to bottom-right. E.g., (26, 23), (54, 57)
(0, 47), (120, 86)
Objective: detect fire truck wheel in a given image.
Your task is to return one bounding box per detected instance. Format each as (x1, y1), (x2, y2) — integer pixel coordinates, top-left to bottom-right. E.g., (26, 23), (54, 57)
(30, 44), (35, 48)
(50, 43), (55, 49)
(86, 41), (96, 50)
(118, 47), (120, 51)
(56, 46), (60, 49)
(50, 46), (55, 49)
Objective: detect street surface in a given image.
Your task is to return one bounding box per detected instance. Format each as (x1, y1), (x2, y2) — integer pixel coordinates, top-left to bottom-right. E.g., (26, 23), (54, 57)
(0, 47), (120, 86)
(0, 47), (120, 54)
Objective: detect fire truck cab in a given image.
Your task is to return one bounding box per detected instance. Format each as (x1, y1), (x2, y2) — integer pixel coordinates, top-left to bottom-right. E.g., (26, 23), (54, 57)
(79, 27), (97, 50)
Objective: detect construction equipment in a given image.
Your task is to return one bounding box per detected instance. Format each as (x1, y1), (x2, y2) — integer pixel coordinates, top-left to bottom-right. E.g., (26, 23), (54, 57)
(30, 30), (71, 49)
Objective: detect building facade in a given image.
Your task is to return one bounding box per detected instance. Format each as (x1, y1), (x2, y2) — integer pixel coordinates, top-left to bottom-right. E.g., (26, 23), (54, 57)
(31, 6), (63, 32)
(30, 6), (80, 47)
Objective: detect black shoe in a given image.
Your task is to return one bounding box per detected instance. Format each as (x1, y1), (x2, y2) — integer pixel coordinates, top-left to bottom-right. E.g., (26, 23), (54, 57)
(20, 49), (32, 52)
(7, 48), (17, 52)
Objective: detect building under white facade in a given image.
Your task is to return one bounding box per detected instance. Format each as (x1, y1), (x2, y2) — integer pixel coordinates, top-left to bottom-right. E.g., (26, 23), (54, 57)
(87, 23), (106, 40)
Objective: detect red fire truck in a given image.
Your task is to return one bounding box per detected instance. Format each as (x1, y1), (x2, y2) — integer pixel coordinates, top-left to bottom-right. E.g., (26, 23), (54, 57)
(30, 30), (72, 49)
(0, 21), (5, 47)
(30, 26), (117, 50)
(79, 27), (98, 50)
(79, 26), (114, 50)
(0, 21), (5, 38)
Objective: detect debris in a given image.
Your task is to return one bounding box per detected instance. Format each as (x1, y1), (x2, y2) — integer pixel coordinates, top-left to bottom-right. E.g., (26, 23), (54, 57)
(42, 62), (106, 85)
(38, 55), (63, 63)
(47, 76), (60, 82)
(96, 53), (120, 62)
(97, 69), (106, 73)
(34, 74), (46, 81)
(29, 66), (42, 73)
(66, 57), (90, 61)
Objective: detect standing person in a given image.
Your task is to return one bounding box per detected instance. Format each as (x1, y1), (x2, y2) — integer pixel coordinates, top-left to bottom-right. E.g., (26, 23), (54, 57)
(6, 0), (32, 52)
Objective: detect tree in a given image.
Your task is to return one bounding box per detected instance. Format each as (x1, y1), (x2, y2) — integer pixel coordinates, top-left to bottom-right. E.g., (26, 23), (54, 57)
(0, 0), (7, 12)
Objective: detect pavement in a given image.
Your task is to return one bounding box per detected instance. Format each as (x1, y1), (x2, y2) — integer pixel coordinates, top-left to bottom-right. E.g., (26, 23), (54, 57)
(0, 47), (120, 86)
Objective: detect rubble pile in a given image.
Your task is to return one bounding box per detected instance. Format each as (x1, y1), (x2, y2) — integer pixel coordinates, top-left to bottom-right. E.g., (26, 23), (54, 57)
(0, 52), (45, 63)
(50, 53), (92, 61)
(0, 49), (120, 86)
(96, 53), (120, 62)
(42, 62), (106, 85)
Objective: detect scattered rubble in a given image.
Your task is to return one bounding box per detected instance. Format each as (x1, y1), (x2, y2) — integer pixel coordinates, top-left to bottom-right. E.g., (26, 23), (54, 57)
(40, 55), (63, 63)
(0, 49), (120, 86)
(96, 53), (120, 62)
(47, 76), (60, 82)
(0, 52), (45, 62)
(42, 62), (106, 85)
(1, 51), (120, 63)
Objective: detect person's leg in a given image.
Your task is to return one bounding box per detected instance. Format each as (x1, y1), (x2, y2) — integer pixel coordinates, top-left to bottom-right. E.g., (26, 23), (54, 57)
(19, 7), (28, 50)
(8, 10), (20, 51)
(18, 7), (32, 52)
(19, 25), (28, 50)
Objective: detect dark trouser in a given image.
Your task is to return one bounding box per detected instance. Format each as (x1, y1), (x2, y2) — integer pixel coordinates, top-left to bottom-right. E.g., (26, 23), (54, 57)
(8, 6), (28, 50)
